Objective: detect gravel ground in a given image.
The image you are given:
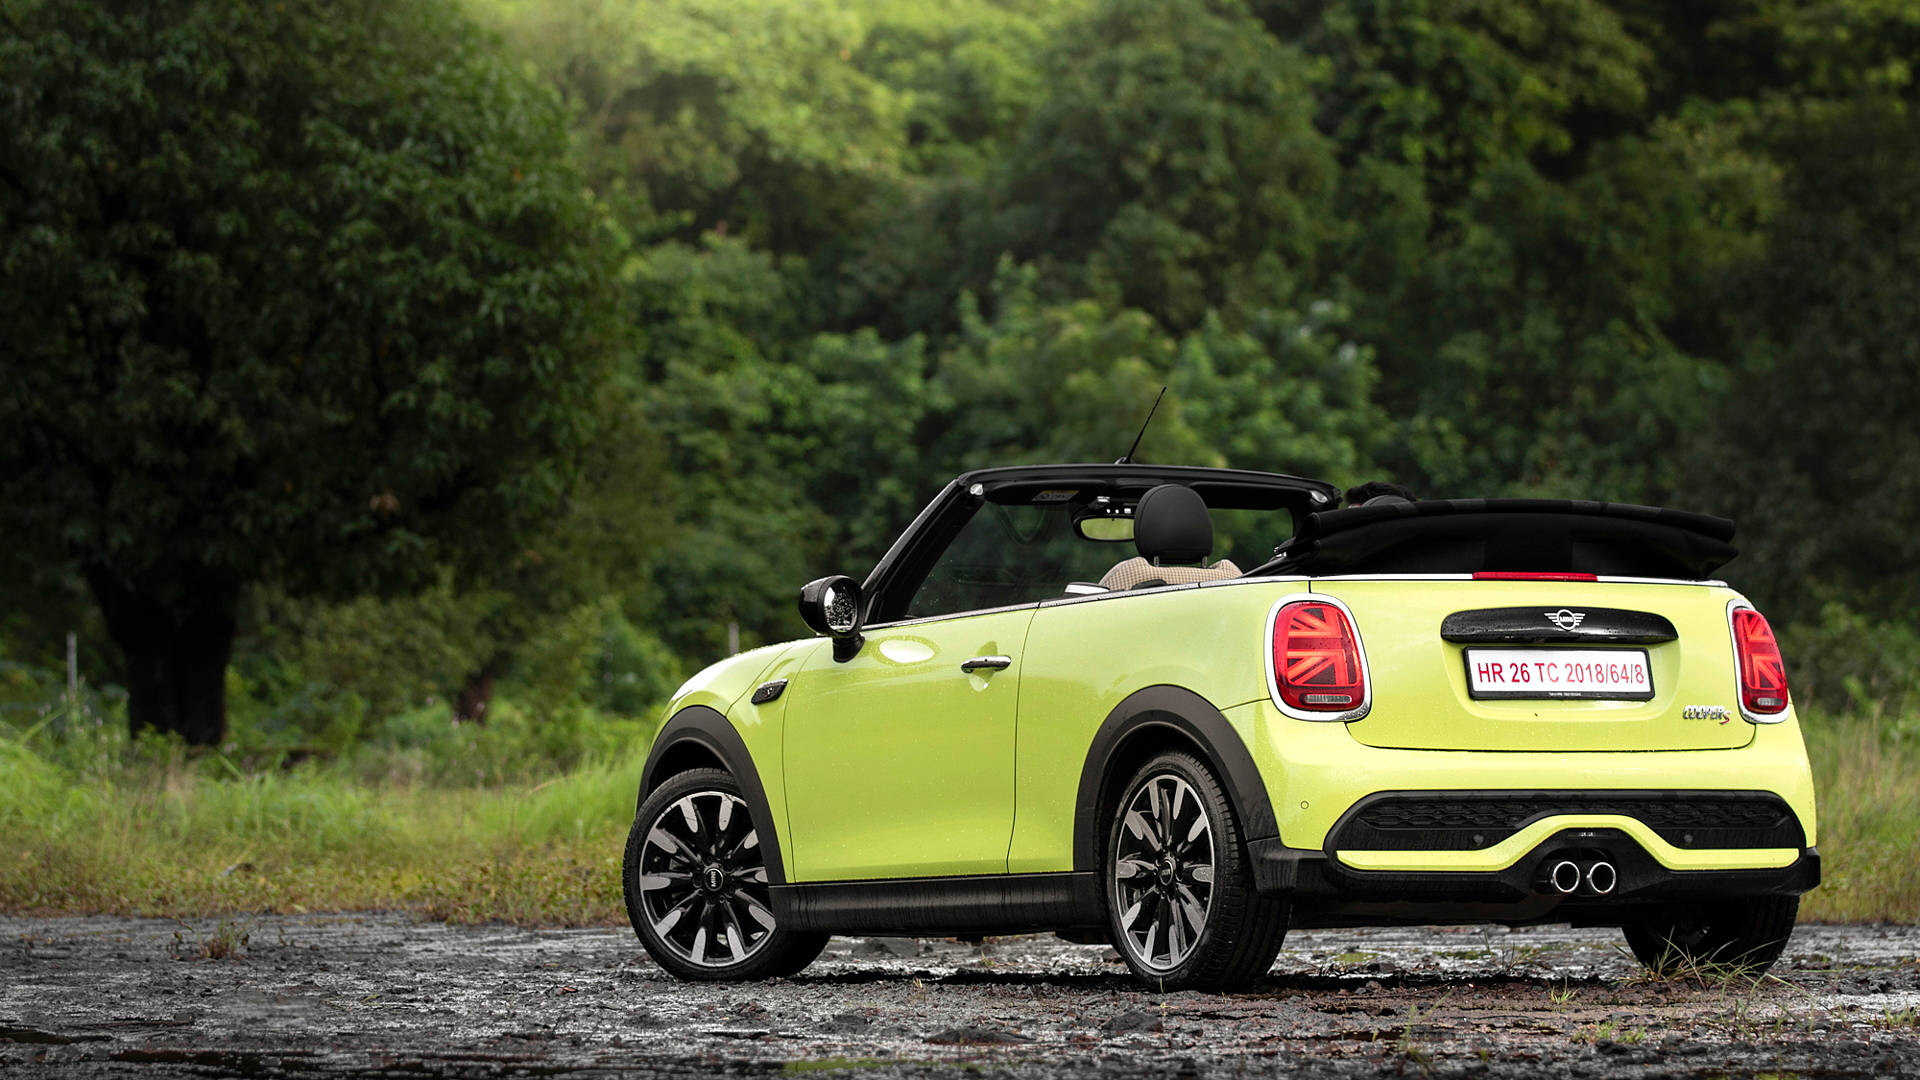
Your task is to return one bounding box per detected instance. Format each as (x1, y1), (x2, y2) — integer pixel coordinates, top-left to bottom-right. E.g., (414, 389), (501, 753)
(2, 914), (1917, 1077)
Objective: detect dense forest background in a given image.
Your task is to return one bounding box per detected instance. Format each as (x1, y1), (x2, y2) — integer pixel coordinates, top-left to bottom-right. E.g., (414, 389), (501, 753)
(4, 0), (1920, 757)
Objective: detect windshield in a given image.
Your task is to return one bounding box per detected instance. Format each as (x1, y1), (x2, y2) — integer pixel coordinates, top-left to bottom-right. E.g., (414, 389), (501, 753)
(904, 499), (1292, 619)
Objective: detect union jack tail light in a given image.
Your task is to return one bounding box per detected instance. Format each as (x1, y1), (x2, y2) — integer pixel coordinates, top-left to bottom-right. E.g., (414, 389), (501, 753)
(1731, 606), (1789, 717)
(1271, 600), (1368, 715)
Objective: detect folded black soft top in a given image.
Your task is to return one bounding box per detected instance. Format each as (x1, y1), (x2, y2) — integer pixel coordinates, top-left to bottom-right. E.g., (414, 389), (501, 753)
(1258, 498), (1738, 580)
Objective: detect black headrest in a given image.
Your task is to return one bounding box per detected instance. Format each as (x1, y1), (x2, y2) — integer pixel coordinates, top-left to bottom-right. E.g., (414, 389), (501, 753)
(1134, 484), (1212, 564)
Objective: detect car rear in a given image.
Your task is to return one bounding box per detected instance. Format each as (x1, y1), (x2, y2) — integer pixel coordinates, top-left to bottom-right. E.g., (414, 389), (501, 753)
(1251, 575), (1817, 902)
(1242, 501), (1817, 964)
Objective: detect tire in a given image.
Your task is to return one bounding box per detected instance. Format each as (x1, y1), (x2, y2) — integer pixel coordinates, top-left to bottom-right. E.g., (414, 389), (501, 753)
(623, 767), (827, 981)
(1104, 749), (1289, 991)
(1622, 895), (1800, 977)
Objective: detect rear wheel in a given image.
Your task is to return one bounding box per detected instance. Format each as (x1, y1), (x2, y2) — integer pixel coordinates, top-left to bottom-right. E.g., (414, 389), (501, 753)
(623, 768), (827, 981)
(1622, 896), (1800, 977)
(1105, 750), (1289, 991)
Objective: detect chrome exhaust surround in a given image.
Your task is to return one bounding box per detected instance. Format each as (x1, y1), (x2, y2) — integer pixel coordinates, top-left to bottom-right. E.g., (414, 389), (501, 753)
(1585, 860), (1617, 895)
(1549, 860), (1583, 894)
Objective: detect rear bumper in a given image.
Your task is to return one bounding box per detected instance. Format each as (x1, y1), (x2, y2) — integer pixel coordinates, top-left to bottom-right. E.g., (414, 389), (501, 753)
(1249, 833), (1820, 919)
(1228, 697), (1821, 853)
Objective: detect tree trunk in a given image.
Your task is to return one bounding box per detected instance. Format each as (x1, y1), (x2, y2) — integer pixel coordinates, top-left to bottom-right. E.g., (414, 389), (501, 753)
(85, 568), (237, 747)
(453, 656), (506, 725)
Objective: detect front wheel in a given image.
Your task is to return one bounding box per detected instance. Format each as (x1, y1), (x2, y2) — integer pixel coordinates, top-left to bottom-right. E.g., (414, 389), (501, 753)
(1105, 750), (1289, 991)
(623, 768), (827, 981)
(1622, 896), (1800, 977)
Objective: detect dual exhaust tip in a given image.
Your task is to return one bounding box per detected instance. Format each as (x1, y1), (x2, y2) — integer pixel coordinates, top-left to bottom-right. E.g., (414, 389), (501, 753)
(1547, 858), (1616, 896)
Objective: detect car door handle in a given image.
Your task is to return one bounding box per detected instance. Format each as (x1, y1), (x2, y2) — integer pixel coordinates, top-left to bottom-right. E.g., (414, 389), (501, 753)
(960, 655), (1012, 673)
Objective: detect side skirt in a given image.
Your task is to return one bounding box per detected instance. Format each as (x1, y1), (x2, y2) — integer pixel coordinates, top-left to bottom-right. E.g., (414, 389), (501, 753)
(772, 872), (1105, 937)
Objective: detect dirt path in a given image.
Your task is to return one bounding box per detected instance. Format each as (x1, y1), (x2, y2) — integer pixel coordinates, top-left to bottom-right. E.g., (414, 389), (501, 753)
(3, 914), (1916, 1077)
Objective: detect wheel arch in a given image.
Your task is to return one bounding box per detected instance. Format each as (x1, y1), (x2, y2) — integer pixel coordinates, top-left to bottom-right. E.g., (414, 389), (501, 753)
(1072, 685), (1278, 874)
(640, 705), (788, 885)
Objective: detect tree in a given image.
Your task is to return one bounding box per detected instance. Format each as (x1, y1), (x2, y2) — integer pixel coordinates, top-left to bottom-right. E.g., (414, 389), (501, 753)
(994, 0), (1337, 332)
(1685, 101), (1920, 625)
(0, 0), (621, 744)
(477, 0), (910, 252)
(1251, 0), (1783, 502)
(626, 236), (937, 658)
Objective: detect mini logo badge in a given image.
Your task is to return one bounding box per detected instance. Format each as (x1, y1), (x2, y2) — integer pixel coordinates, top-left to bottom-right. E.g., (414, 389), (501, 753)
(1545, 609), (1587, 631)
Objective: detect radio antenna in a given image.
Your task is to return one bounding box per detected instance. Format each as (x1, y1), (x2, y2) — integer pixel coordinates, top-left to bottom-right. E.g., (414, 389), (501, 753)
(1116, 386), (1167, 465)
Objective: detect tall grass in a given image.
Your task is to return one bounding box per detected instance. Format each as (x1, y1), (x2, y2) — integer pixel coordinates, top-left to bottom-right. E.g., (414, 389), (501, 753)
(0, 715), (649, 926)
(0, 706), (1913, 926)
(1800, 708), (1920, 923)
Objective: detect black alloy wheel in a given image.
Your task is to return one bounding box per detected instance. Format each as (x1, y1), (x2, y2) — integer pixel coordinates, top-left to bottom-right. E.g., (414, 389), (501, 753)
(1105, 750), (1289, 991)
(623, 768), (826, 981)
(1113, 770), (1216, 972)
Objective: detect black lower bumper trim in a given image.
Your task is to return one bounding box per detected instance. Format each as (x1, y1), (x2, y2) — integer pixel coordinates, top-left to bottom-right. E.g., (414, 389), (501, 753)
(1250, 833), (1821, 907)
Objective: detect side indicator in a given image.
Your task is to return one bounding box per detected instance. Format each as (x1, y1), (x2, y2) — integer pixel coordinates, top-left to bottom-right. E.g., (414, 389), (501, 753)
(750, 678), (789, 705)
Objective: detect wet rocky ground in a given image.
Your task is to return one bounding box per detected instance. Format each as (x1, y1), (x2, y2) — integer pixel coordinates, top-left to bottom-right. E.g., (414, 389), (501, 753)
(2, 914), (1916, 1077)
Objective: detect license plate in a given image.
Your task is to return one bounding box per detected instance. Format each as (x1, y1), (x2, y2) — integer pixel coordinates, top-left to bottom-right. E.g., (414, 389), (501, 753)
(1464, 648), (1654, 700)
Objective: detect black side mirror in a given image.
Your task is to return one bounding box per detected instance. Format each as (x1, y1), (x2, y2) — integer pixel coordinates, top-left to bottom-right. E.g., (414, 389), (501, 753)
(798, 575), (865, 662)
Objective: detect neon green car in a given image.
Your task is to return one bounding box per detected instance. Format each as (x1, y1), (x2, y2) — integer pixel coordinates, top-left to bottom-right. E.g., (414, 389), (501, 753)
(622, 464), (1817, 990)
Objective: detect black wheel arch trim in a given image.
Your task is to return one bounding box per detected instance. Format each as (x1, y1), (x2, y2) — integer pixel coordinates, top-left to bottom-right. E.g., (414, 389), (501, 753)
(640, 705), (788, 885)
(1072, 685), (1278, 874)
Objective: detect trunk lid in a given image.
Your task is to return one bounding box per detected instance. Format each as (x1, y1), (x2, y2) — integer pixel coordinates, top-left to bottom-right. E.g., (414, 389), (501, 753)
(1316, 578), (1754, 752)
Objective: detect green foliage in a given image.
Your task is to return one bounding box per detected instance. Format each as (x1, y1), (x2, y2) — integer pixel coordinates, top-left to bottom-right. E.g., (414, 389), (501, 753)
(0, 0), (627, 742)
(238, 581), (484, 749)
(0, 717), (647, 925)
(625, 236), (854, 653)
(995, 0), (1337, 331)
(1171, 303), (1387, 486)
(1626, 0), (1920, 104)
(1778, 606), (1920, 726)
(1685, 100), (1920, 626)
(478, 0), (912, 250)
(1270, 1), (1754, 501)
(1799, 707), (1920, 923)
(1281, 0), (1654, 196)
(0, 0), (620, 599)
(932, 266), (1200, 468)
(919, 263), (1382, 482)
(847, 0), (1069, 176)
(591, 611), (688, 718)
(7, 0), (1920, 771)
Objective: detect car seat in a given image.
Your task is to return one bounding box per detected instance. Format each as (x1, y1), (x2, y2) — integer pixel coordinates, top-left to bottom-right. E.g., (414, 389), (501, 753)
(1097, 484), (1241, 590)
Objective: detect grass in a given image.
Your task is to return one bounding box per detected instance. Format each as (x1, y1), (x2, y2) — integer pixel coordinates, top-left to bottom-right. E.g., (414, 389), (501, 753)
(0, 705), (1913, 927)
(1572, 1020), (1647, 1045)
(1798, 708), (1920, 923)
(0, 718), (647, 926)
(1618, 945), (1788, 990)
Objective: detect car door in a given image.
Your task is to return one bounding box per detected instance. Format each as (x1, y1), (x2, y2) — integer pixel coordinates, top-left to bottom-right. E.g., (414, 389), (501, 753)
(780, 607), (1034, 881)
(779, 494), (1101, 883)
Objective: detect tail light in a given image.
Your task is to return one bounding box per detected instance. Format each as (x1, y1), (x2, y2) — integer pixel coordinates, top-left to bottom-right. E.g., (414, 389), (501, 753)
(1270, 599), (1369, 719)
(1730, 605), (1789, 719)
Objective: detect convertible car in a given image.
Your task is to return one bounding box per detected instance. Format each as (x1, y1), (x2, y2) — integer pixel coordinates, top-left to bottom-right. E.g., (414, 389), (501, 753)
(623, 463), (1817, 990)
